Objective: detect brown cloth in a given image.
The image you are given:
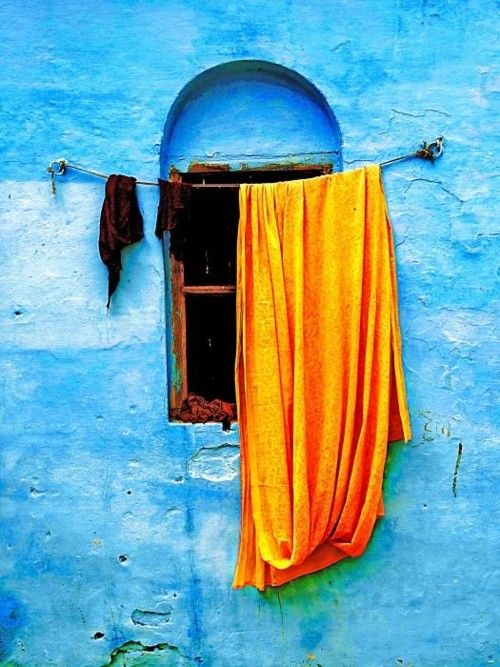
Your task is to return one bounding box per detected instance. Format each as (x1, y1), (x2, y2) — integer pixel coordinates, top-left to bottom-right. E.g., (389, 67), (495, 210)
(99, 174), (144, 307)
(172, 393), (236, 431)
(155, 180), (192, 260)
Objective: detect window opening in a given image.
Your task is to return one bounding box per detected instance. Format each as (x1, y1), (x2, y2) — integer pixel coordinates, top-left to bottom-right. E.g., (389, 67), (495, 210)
(169, 165), (331, 422)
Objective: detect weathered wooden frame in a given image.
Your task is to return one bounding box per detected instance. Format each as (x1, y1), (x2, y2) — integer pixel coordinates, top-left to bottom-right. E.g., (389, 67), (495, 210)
(168, 162), (332, 418)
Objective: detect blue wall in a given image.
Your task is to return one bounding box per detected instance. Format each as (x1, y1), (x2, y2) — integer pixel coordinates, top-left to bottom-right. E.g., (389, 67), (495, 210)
(0, 1), (498, 665)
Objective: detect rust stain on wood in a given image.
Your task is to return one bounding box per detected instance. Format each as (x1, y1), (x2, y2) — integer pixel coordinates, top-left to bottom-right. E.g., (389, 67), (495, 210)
(188, 162), (231, 172)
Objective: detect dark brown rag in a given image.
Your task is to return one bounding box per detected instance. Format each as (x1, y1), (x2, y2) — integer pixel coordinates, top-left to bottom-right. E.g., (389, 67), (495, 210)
(172, 393), (236, 431)
(99, 174), (144, 307)
(155, 180), (192, 261)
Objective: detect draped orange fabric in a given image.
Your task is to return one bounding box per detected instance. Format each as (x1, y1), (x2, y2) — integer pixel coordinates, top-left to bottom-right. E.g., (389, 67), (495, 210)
(233, 165), (411, 590)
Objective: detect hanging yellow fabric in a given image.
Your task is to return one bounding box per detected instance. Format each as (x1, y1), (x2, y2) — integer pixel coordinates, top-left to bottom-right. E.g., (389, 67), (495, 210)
(233, 164), (411, 590)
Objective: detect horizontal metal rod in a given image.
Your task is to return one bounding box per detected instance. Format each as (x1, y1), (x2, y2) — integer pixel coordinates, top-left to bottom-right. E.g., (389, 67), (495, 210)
(47, 138), (444, 188)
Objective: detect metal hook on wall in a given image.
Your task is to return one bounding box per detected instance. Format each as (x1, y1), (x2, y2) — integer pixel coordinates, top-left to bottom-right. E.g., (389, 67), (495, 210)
(380, 136), (444, 167)
(417, 136), (444, 161)
(46, 159), (68, 195)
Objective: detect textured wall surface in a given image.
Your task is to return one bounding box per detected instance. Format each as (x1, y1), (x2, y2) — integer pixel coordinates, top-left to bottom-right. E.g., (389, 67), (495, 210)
(0, 1), (498, 665)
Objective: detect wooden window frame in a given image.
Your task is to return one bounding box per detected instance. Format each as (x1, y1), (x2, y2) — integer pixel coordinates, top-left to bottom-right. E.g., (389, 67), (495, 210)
(168, 163), (332, 420)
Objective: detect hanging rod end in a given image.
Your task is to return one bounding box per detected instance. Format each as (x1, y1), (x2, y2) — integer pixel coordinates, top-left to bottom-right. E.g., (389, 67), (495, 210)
(47, 158), (68, 176)
(417, 137), (444, 162)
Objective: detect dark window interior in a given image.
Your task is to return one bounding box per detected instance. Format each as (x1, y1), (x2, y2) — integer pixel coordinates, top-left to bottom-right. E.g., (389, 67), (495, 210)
(183, 189), (239, 286)
(186, 294), (236, 403)
(177, 167), (327, 411)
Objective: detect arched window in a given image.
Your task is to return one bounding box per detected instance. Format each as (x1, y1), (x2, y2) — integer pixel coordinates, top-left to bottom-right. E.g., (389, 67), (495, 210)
(160, 60), (342, 421)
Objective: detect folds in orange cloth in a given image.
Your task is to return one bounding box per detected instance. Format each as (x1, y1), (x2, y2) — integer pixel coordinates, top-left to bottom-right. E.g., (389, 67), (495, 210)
(233, 164), (411, 590)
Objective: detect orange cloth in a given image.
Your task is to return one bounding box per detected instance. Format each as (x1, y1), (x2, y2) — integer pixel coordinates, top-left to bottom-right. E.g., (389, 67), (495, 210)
(233, 165), (411, 590)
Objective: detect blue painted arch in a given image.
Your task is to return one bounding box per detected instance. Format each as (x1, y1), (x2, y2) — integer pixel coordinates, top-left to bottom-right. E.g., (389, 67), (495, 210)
(160, 60), (343, 175)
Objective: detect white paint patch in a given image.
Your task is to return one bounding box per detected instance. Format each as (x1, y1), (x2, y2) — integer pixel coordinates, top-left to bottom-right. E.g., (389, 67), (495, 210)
(187, 445), (240, 482)
(438, 309), (495, 345)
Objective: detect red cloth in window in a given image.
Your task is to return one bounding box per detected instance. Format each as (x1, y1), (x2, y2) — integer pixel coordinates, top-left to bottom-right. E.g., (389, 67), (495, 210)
(173, 393), (236, 431)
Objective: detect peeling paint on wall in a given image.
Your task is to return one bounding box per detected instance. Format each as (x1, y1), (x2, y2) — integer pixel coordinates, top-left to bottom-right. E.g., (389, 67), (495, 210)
(101, 640), (192, 667)
(131, 608), (173, 627)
